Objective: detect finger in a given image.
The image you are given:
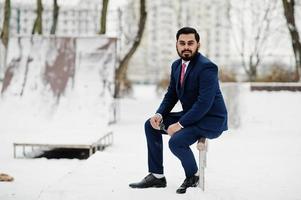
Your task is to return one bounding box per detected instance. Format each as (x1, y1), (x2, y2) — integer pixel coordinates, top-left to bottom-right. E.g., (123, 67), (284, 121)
(167, 130), (173, 136)
(150, 119), (156, 128)
(151, 121), (160, 130)
(150, 118), (155, 123)
(153, 125), (160, 130)
(167, 127), (171, 135)
(152, 117), (158, 123)
(154, 116), (161, 123)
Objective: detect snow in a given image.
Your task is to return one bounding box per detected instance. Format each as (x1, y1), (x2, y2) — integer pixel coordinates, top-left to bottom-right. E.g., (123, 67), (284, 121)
(1, 84), (301, 199)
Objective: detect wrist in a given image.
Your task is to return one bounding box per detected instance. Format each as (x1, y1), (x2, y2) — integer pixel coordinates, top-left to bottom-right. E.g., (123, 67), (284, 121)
(177, 122), (184, 129)
(155, 113), (162, 119)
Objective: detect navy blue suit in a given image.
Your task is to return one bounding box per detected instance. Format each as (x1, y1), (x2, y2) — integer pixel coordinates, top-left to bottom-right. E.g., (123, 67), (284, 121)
(145, 52), (228, 177)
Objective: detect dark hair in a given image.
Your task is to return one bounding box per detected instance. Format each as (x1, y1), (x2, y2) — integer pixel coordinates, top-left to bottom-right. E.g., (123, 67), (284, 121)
(176, 27), (200, 43)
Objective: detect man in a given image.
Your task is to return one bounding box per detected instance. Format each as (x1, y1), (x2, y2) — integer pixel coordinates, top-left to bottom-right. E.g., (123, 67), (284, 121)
(129, 27), (228, 194)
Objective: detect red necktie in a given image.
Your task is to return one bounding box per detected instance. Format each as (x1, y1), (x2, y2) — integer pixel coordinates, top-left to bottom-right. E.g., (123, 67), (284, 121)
(180, 63), (186, 87)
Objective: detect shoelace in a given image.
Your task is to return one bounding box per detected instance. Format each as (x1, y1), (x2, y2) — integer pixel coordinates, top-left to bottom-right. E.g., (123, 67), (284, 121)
(181, 176), (198, 188)
(145, 174), (153, 181)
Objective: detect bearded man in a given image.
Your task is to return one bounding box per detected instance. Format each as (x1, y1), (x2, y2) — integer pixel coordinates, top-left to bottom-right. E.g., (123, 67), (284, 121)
(129, 27), (228, 194)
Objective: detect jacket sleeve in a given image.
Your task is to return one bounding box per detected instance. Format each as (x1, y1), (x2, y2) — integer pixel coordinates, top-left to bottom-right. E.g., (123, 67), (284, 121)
(156, 65), (178, 117)
(178, 63), (218, 127)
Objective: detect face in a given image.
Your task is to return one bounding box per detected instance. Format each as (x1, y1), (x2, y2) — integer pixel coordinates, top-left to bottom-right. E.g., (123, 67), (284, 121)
(176, 33), (200, 61)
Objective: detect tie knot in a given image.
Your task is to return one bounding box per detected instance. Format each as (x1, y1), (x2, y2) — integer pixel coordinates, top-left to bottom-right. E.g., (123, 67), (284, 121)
(182, 63), (186, 68)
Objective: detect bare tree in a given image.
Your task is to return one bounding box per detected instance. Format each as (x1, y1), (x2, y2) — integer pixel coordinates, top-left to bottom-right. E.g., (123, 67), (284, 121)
(230, 0), (278, 81)
(0, 0), (11, 78)
(282, 0), (301, 81)
(32, 0), (43, 35)
(50, 0), (59, 35)
(99, 0), (109, 34)
(0, 0), (11, 48)
(114, 0), (147, 97)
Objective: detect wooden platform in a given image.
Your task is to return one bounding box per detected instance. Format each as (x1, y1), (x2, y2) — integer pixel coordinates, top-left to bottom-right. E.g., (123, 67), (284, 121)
(13, 131), (113, 158)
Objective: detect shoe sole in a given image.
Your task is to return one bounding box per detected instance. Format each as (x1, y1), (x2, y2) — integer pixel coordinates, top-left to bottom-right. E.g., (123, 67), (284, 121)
(176, 182), (199, 194)
(129, 184), (166, 189)
(154, 184), (166, 188)
(192, 182), (199, 187)
(176, 189), (186, 194)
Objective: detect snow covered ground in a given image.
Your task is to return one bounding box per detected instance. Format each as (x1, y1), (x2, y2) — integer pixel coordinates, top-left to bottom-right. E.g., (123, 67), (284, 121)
(1, 84), (301, 200)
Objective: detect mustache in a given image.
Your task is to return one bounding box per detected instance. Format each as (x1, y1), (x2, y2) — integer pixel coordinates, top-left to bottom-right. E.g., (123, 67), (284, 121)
(181, 50), (192, 54)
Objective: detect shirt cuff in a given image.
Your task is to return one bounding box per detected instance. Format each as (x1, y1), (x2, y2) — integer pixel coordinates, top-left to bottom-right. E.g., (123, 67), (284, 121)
(155, 113), (163, 121)
(155, 113), (162, 117)
(177, 122), (184, 128)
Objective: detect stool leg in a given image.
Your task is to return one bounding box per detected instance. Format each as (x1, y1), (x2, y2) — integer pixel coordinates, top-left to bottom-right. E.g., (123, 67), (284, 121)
(199, 150), (206, 191)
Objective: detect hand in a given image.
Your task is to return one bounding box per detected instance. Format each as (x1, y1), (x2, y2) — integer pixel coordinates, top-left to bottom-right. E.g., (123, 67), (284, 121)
(167, 122), (182, 136)
(150, 113), (162, 130)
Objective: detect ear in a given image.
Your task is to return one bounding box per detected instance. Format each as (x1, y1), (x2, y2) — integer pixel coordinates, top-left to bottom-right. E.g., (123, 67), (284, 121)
(198, 42), (201, 49)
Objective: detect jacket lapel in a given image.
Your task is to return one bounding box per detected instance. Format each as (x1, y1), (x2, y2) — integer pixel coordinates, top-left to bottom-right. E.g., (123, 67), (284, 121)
(181, 53), (200, 92)
(175, 61), (182, 95)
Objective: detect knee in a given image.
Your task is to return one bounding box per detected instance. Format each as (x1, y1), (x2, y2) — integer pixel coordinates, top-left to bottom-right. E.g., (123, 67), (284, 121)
(144, 119), (155, 136)
(168, 136), (180, 152)
(144, 119), (152, 130)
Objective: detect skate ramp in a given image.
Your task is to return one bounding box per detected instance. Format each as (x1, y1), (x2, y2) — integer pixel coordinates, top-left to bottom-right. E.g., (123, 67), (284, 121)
(0, 36), (117, 157)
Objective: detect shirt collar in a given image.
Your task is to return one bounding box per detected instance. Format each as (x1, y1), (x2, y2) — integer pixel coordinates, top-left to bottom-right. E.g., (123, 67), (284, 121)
(181, 60), (190, 67)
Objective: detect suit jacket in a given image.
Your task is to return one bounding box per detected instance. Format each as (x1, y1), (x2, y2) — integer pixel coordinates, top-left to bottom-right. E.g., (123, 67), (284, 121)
(156, 52), (228, 138)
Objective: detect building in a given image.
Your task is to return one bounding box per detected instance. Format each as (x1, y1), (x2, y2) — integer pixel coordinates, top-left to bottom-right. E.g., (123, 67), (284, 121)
(0, 0), (120, 36)
(127, 0), (232, 83)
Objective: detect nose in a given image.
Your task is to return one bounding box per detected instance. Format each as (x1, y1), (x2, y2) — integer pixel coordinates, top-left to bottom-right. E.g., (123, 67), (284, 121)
(183, 46), (191, 52)
(184, 44), (190, 49)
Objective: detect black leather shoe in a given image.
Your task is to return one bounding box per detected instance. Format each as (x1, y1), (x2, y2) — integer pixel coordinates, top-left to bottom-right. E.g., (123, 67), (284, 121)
(129, 174), (167, 188)
(176, 175), (199, 194)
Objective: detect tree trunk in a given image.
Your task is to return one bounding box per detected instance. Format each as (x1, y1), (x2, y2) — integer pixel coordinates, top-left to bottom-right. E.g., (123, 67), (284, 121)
(0, 0), (11, 48)
(282, 0), (301, 81)
(114, 0), (147, 98)
(0, 0), (11, 78)
(50, 0), (59, 35)
(32, 0), (43, 35)
(99, 0), (109, 34)
(248, 53), (261, 81)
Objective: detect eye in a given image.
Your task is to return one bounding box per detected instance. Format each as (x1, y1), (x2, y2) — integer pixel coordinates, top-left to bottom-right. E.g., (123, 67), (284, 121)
(188, 42), (194, 46)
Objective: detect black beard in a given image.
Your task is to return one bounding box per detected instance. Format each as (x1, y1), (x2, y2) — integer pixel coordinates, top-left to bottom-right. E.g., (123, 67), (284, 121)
(177, 48), (198, 61)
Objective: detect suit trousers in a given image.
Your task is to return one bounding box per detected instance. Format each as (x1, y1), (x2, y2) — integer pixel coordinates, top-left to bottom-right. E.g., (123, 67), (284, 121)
(144, 112), (205, 177)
